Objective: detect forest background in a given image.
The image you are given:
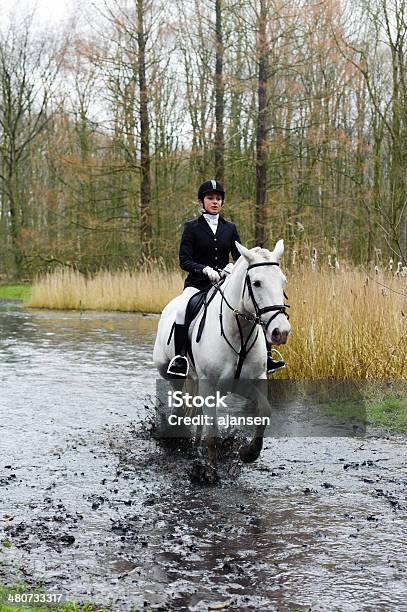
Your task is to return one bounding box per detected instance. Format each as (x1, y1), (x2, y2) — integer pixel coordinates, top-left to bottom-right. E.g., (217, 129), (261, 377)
(0, 0), (406, 280)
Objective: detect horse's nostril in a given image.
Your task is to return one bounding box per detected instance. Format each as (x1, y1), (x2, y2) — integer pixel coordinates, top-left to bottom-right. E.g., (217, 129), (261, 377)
(272, 328), (280, 338)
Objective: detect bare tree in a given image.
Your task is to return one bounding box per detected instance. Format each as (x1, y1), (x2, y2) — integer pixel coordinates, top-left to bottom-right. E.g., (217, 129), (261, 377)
(137, 0), (153, 254)
(334, 0), (407, 263)
(214, 0), (225, 182)
(0, 13), (62, 276)
(255, 0), (269, 245)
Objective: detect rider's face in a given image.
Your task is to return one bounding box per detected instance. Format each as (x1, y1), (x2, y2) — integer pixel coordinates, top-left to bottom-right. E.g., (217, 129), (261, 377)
(203, 192), (223, 214)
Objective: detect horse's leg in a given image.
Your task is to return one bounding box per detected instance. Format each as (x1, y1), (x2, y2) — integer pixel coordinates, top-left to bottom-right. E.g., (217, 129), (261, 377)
(239, 429), (265, 463)
(234, 379), (270, 463)
(195, 418), (203, 444)
(207, 433), (218, 467)
(198, 379), (220, 469)
(185, 379), (204, 457)
(155, 378), (187, 440)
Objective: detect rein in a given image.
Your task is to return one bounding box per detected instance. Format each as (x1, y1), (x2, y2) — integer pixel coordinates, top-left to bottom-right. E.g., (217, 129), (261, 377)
(213, 262), (290, 379)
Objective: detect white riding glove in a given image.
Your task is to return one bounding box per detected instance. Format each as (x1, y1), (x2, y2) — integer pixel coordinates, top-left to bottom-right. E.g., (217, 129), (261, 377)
(203, 266), (221, 283)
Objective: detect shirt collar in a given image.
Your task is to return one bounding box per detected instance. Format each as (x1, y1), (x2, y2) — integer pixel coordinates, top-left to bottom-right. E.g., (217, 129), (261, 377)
(203, 213), (219, 225)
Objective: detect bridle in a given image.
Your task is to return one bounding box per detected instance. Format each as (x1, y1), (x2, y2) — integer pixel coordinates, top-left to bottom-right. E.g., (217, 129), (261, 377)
(213, 261), (290, 379)
(244, 262), (290, 331)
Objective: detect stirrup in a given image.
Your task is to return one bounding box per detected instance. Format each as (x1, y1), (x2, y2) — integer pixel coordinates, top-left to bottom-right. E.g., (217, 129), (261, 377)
(267, 348), (285, 374)
(167, 355), (189, 377)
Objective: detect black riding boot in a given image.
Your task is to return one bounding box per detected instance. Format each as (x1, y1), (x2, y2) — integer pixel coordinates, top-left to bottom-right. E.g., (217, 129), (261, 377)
(266, 341), (285, 374)
(167, 324), (189, 377)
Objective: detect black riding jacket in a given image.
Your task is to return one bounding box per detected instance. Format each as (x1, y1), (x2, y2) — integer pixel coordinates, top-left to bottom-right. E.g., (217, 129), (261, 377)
(179, 214), (241, 290)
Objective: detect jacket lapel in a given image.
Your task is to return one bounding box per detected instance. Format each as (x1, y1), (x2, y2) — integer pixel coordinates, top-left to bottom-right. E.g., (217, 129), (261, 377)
(215, 216), (227, 238)
(198, 214), (215, 238)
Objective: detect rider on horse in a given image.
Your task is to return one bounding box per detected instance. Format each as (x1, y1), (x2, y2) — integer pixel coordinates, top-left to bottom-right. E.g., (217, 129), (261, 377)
(166, 179), (285, 377)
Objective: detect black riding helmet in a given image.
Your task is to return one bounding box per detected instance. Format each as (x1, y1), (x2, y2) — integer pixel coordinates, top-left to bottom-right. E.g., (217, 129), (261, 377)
(198, 179), (225, 203)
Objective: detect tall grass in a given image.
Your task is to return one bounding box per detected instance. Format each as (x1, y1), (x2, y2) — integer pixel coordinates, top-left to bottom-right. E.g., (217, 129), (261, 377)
(28, 267), (183, 313)
(27, 264), (406, 379)
(283, 266), (406, 379)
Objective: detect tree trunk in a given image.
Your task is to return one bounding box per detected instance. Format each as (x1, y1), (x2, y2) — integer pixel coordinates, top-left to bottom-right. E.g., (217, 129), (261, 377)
(255, 0), (268, 246)
(7, 190), (24, 278)
(214, 0), (224, 184)
(137, 0), (152, 256)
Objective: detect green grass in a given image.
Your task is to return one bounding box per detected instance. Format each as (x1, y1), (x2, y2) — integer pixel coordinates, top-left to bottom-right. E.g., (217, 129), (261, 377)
(366, 396), (407, 432)
(0, 585), (107, 612)
(0, 285), (31, 301)
(309, 384), (407, 433)
(0, 585), (161, 612)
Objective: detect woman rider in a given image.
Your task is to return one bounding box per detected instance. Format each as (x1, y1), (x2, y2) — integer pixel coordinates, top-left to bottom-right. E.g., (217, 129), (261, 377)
(167, 179), (285, 377)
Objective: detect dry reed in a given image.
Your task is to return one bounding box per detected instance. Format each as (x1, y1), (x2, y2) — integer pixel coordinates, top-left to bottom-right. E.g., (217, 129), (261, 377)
(27, 267), (183, 314)
(283, 266), (406, 379)
(27, 265), (406, 379)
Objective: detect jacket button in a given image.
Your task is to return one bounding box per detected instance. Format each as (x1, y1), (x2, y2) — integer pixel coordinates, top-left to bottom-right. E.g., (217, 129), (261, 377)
(214, 238), (217, 241)
(215, 247), (218, 251)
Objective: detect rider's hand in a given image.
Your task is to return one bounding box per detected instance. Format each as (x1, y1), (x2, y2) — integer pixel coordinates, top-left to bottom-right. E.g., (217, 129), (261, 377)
(203, 266), (221, 283)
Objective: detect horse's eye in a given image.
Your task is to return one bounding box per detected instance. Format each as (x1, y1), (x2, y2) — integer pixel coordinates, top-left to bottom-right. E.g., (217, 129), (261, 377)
(253, 280), (261, 287)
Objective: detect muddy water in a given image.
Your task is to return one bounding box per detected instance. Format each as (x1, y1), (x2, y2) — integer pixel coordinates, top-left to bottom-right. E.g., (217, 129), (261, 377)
(0, 303), (406, 611)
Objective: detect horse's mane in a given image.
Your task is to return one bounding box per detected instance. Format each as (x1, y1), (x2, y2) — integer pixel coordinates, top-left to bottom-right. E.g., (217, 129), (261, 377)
(224, 246), (275, 286)
(232, 247), (275, 272)
(247, 247), (275, 261)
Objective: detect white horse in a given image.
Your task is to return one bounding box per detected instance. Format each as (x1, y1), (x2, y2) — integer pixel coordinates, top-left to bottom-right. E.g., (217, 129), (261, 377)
(153, 240), (291, 467)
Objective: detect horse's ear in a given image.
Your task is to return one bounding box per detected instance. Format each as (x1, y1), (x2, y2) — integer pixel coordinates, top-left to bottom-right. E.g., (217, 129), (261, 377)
(235, 241), (255, 263)
(272, 239), (284, 262)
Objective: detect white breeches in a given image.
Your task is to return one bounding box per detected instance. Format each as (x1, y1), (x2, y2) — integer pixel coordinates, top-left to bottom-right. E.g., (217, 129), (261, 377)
(175, 287), (201, 324)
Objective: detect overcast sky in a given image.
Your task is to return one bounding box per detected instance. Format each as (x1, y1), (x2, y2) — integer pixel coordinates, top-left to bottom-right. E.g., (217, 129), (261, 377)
(0, 0), (91, 31)
(1, 0), (74, 21)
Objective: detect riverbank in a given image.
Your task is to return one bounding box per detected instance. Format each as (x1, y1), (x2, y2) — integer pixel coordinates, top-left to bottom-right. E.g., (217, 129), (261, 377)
(0, 302), (405, 432)
(0, 284), (31, 301)
(26, 266), (407, 379)
(2, 266), (406, 379)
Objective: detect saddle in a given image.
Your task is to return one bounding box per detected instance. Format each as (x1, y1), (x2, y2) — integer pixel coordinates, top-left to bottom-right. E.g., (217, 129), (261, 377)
(167, 286), (217, 364)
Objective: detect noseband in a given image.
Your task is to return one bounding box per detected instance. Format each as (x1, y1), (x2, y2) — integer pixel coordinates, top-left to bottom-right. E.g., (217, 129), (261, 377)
(214, 261), (290, 378)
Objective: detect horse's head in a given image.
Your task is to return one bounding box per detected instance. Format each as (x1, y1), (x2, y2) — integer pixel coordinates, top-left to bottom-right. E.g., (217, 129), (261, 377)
(235, 240), (291, 345)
